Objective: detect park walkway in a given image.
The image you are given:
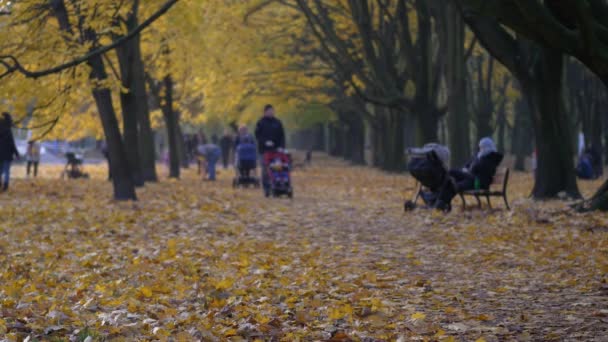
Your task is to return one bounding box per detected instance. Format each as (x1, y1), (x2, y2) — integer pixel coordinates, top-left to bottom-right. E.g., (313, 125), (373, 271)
(0, 156), (607, 340)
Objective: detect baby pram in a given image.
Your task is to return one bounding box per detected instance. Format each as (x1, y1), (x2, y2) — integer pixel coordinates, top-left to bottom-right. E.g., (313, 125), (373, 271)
(61, 152), (89, 179)
(233, 140), (261, 188)
(263, 149), (293, 198)
(404, 144), (451, 211)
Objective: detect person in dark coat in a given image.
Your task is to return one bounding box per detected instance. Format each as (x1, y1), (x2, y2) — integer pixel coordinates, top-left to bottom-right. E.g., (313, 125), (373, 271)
(255, 104), (285, 154)
(219, 129), (233, 169)
(436, 137), (503, 210)
(254, 104), (286, 194)
(0, 113), (20, 191)
(585, 144), (602, 178)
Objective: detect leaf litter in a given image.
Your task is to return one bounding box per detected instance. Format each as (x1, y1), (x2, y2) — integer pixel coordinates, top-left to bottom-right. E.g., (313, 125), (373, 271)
(0, 157), (607, 341)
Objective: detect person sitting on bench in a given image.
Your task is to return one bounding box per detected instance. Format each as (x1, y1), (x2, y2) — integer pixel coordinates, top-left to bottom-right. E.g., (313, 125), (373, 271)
(435, 137), (503, 210)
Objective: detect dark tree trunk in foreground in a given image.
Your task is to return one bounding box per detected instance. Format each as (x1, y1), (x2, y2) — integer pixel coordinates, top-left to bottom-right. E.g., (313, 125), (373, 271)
(511, 98), (531, 171)
(51, 1), (136, 200)
(128, 12), (158, 182)
(89, 55), (137, 200)
(349, 114), (366, 165)
(446, 1), (470, 167)
(161, 75), (180, 179)
(526, 48), (579, 199)
(474, 57), (495, 143)
(380, 109), (405, 172)
(415, 108), (439, 146)
(116, 35), (144, 187)
(175, 118), (189, 168)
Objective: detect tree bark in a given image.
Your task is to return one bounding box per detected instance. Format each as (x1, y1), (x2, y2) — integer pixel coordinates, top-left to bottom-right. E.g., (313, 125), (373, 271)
(89, 55), (137, 200)
(380, 109), (405, 172)
(348, 113), (365, 165)
(175, 117), (189, 169)
(161, 75), (180, 179)
(415, 108), (439, 146)
(511, 97), (530, 171)
(50, 0), (136, 200)
(130, 16), (158, 182)
(526, 48), (580, 199)
(115, 35), (144, 187)
(446, 1), (471, 167)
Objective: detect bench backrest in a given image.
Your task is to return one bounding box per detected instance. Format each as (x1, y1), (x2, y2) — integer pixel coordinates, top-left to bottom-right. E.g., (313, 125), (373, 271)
(491, 168), (509, 192)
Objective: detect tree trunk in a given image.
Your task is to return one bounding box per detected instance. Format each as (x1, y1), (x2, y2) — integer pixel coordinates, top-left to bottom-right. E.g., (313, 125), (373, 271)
(475, 56), (495, 143)
(89, 55), (137, 200)
(372, 110), (385, 168)
(131, 24), (157, 182)
(175, 118), (189, 168)
(162, 75), (180, 179)
(115, 36), (144, 187)
(415, 109), (439, 146)
(527, 48), (580, 199)
(446, 2), (471, 167)
(496, 101), (506, 152)
(511, 98), (530, 171)
(380, 109), (405, 172)
(348, 113), (365, 165)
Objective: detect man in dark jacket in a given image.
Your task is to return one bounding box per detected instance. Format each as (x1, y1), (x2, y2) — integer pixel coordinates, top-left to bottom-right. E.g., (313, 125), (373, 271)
(219, 130), (233, 169)
(255, 104), (285, 154)
(436, 137), (503, 210)
(0, 113), (20, 191)
(255, 104), (285, 194)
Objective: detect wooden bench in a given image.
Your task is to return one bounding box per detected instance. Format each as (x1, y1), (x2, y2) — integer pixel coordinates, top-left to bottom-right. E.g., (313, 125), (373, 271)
(459, 168), (510, 210)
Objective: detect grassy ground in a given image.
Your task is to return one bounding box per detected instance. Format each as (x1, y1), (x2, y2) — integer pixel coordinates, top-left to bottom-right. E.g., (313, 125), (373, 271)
(0, 155), (607, 341)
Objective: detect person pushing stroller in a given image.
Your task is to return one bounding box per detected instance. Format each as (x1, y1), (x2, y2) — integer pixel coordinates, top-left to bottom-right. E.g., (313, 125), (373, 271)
(233, 129), (260, 188)
(255, 104), (288, 196)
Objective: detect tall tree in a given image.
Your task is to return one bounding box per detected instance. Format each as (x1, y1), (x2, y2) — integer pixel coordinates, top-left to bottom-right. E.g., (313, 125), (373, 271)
(463, 11), (580, 199)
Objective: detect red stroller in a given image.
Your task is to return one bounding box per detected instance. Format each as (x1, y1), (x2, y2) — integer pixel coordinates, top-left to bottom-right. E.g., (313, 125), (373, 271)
(263, 150), (293, 198)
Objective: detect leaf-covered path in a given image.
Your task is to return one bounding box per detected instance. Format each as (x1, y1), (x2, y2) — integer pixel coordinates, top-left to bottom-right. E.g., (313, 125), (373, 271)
(1, 157), (607, 341)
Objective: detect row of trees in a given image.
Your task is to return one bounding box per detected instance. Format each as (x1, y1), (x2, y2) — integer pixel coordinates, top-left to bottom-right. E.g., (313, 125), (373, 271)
(274, 0), (608, 210)
(0, 0), (328, 200)
(3, 0), (608, 211)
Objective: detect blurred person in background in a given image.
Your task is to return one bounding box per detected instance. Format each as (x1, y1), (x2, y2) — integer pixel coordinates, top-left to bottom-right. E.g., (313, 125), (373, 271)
(26, 140), (41, 177)
(0, 112), (20, 191)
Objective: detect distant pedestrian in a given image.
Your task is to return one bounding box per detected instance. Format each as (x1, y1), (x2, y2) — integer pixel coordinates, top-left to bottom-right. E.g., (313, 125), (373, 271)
(219, 129), (233, 169)
(0, 113), (20, 191)
(197, 143), (221, 181)
(26, 140), (41, 177)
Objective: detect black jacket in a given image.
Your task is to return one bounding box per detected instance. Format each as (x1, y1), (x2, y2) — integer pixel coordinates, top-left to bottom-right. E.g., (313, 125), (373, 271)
(469, 152), (504, 189)
(255, 116), (285, 153)
(219, 135), (233, 154)
(0, 126), (19, 162)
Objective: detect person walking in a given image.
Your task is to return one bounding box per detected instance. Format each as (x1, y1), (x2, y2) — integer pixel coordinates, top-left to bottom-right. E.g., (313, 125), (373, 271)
(219, 129), (233, 169)
(255, 104), (285, 195)
(0, 113), (20, 192)
(197, 142), (221, 181)
(26, 140), (41, 177)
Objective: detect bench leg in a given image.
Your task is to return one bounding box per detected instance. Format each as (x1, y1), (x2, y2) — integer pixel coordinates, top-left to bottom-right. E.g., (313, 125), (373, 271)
(460, 193), (466, 210)
(503, 193), (510, 210)
(474, 195), (482, 208)
(486, 195), (492, 209)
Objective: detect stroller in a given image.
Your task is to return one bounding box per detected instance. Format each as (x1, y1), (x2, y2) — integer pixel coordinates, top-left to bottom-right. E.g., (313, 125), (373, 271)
(263, 149), (293, 198)
(61, 152), (89, 179)
(404, 144), (451, 211)
(233, 139), (261, 188)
